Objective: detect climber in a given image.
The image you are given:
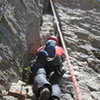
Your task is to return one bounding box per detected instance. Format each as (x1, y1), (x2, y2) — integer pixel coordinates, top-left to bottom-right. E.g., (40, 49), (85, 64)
(31, 35), (66, 100)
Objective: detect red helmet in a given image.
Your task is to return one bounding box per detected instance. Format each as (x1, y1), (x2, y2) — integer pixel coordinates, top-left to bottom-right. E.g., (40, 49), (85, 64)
(48, 36), (58, 44)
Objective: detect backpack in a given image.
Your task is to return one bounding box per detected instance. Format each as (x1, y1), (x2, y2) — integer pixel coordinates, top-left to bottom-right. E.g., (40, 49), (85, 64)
(45, 40), (56, 57)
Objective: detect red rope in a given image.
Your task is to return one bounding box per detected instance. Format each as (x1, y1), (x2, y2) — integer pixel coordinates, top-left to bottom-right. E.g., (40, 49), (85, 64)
(50, 0), (83, 100)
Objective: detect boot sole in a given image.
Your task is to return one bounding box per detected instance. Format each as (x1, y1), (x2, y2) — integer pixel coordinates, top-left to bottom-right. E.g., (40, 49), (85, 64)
(39, 89), (50, 100)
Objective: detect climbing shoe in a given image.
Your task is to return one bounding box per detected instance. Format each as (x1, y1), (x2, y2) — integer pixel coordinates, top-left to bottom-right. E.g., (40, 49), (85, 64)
(39, 87), (50, 100)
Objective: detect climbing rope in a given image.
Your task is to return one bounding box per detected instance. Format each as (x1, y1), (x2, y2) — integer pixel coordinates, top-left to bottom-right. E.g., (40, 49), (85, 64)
(49, 0), (83, 100)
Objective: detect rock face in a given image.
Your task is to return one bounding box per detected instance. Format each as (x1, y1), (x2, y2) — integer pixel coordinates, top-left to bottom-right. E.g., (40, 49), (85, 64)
(0, 0), (100, 100)
(54, 0), (100, 100)
(40, 14), (55, 45)
(0, 0), (44, 88)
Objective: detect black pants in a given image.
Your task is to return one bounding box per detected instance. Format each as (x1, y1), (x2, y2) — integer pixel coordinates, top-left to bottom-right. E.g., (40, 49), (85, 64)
(33, 68), (62, 99)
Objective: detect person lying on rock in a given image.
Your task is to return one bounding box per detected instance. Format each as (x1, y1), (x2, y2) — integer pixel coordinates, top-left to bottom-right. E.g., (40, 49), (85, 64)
(31, 35), (66, 100)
